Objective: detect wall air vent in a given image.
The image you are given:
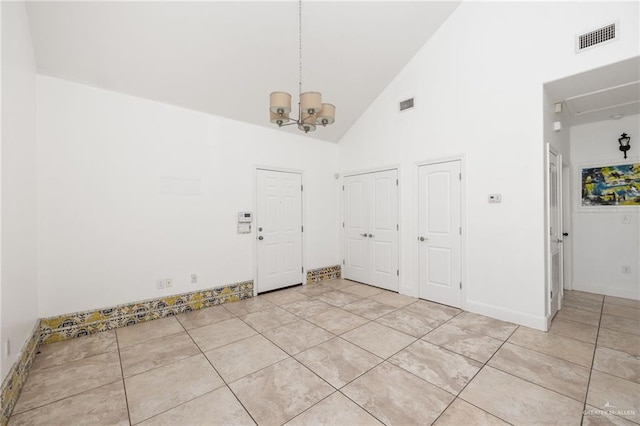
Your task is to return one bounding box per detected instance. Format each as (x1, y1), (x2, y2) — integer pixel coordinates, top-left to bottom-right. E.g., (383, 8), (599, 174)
(399, 98), (414, 112)
(576, 22), (618, 52)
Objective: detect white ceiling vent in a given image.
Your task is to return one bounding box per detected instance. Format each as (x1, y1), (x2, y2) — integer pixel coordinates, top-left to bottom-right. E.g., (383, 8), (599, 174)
(400, 98), (415, 112)
(576, 22), (618, 53)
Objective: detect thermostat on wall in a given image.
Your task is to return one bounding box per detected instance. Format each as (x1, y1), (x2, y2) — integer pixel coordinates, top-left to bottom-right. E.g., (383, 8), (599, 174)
(238, 212), (253, 223)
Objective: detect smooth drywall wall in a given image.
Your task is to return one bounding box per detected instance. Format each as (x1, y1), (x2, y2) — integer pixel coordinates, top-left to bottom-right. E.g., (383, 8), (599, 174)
(37, 76), (339, 317)
(1, 1), (39, 380)
(338, 1), (639, 328)
(570, 114), (640, 299)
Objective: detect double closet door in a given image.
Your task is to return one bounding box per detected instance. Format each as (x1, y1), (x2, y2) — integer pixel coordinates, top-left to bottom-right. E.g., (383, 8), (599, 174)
(343, 169), (399, 291)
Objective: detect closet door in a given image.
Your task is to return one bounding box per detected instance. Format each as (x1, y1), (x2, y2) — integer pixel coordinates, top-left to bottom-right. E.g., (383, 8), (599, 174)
(343, 169), (398, 291)
(417, 160), (462, 307)
(343, 174), (369, 284)
(368, 170), (398, 290)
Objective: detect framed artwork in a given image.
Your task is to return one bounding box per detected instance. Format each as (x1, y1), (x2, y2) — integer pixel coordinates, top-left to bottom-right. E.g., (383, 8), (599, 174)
(581, 163), (640, 206)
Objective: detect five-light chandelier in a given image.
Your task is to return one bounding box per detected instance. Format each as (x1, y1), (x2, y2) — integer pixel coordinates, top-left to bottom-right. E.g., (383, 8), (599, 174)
(269, 0), (335, 133)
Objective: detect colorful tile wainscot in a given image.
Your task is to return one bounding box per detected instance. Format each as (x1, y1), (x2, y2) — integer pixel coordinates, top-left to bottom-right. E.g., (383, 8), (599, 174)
(1, 321), (41, 426)
(306, 265), (341, 285)
(1, 266), (341, 424)
(39, 281), (254, 344)
(0, 280), (253, 425)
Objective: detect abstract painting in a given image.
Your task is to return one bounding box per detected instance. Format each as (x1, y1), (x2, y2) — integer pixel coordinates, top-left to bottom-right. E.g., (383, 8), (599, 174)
(582, 163), (640, 206)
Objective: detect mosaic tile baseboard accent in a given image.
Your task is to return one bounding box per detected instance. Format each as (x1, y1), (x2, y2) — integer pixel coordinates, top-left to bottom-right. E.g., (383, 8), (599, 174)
(40, 280), (253, 345)
(306, 265), (341, 285)
(1, 320), (41, 426)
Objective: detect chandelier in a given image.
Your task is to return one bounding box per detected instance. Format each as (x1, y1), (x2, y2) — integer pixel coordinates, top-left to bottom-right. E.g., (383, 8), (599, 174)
(269, 0), (335, 133)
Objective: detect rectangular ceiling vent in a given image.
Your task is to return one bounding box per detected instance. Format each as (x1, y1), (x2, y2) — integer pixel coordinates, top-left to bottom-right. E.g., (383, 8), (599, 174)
(399, 98), (414, 112)
(576, 22), (618, 52)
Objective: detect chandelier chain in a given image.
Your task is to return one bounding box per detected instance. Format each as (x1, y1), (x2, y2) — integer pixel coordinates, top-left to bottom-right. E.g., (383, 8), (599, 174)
(298, 0), (302, 97)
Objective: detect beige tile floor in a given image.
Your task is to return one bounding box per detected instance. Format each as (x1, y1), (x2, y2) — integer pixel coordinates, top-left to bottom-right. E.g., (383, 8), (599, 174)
(8, 279), (640, 425)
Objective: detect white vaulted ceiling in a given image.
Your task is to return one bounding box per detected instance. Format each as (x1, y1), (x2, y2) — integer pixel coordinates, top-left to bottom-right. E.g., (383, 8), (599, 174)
(26, 1), (461, 142)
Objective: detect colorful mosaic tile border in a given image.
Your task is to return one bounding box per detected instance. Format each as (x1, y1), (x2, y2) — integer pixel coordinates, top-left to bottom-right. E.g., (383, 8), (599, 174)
(40, 280), (253, 345)
(1, 320), (41, 426)
(306, 265), (341, 285)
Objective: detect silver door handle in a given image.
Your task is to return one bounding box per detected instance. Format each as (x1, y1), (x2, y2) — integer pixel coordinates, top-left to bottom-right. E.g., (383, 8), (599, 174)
(418, 236), (428, 241)
(360, 233), (368, 237)
(368, 234), (374, 238)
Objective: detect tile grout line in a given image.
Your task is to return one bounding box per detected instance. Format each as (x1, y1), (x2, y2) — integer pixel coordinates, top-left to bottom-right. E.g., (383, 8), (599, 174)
(116, 314), (247, 424)
(428, 322), (521, 426)
(243, 285), (417, 424)
(180, 310), (261, 426)
(580, 297), (604, 426)
(8, 349), (124, 419)
(114, 329), (133, 425)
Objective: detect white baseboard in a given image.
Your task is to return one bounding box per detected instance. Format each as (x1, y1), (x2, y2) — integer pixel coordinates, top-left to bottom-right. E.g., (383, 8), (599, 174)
(465, 299), (548, 331)
(571, 283), (639, 301)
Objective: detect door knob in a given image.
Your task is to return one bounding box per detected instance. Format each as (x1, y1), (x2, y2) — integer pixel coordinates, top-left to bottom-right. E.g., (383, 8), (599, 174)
(419, 236), (428, 241)
(368, 234), (374, 238)
(360, 233), (368, 237)
(562, 232), (568, 236)
(258, 236), (264, 240)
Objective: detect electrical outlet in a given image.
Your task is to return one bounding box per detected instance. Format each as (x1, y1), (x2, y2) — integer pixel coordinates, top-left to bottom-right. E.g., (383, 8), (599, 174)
(191, 274), (197, 284)
(165, 279), (173, 288)
(622, 265), (631, 274)
(156, 280), (165, 290)
(5, 340), (10, 358)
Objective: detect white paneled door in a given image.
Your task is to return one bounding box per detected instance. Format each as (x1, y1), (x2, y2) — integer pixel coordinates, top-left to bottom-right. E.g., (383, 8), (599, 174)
(343, 169), (398, 291)
(256, 169), (303, 293)
(548, 147), (563, 319)
(418, 161), (462, 308)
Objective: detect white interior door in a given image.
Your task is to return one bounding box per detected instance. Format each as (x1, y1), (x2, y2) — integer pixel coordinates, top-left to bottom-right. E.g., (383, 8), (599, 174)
(256, 169), (302, 293)
(344, 174), (369, 284)
(343, 169), (398, 291)
(369, 170), (399, 290)
(548, 148), (563, 318)
(418, 160), (462, 308)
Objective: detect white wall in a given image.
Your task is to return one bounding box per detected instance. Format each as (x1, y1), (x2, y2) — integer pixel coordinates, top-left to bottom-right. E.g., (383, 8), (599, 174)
(1, 2), (39, 380)
(338, 1), (639, 328)
(37, 76), (339, 318)
(570, 114), (640, 300)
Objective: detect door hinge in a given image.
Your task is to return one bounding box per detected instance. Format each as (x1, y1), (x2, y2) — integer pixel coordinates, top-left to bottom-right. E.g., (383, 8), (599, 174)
(397, 224), (399, 231)
(459, 173), (462, 181)
(460, 282), (462, 289)
(302, 266), (304, 273)
(396, 179), (399, 186)
(342, 185), (345, 191)
(397, 269), (399, 276)
(301, 225), (304, 232)
(342, 259), (345, 265)
(342, 222), (345, 228)
(459, 227), (462, 235)
(301, 185), (304, 192)
(551, 291), (553, 299)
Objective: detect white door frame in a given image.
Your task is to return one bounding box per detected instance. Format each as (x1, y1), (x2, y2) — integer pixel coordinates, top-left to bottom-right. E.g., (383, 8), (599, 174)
(253, 166), (305, 296)
(413, 155), (466, 309)
(562, 160), (573, 291)
(340, 165), (400, 290)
